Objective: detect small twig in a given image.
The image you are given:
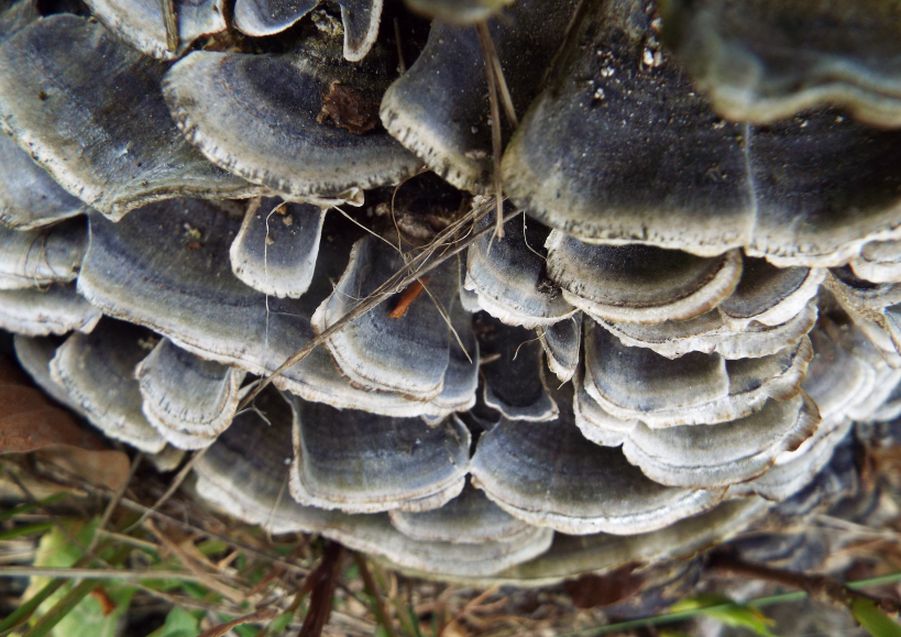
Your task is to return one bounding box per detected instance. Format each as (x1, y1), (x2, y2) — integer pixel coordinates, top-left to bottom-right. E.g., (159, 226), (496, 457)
(297, 542), (345, 637)
(354, 553), (397, 637)
(14, 459), (311, 579)
(707, 550), (901, 614)
(94, 529), (159, 552)
(134, 584), (250, 618)
(441, 586), (500, 635)
(113, 497), (310, 577)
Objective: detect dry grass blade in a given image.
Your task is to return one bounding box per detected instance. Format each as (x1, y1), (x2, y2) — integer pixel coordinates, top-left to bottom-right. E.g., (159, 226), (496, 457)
(144, 518), (248, 603)
(476, 22), (506, 240)
(198, 606), (279, 637)
(393, 17), (406, 74)
(161, 0), (178, 52)
(240, 199), (518, 408)
(476, 23), (518, 128)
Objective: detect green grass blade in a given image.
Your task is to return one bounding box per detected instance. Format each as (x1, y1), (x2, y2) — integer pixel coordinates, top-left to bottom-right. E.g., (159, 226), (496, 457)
(0, 578), (68, 634)
(20, 579), (97, 637)
(849, 598), (901, 637)
(0, 522), (54, 541)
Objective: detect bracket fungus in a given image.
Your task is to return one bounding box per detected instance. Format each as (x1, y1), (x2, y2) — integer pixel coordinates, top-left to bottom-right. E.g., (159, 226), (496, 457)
(663, 0), (901, 128)
(1, 0), (899, 591)
(84, 0), (227, 60)
(0, 15), (261, 220)
(163, 37), (421, 200)
(465, 215), (576, 328)
(229, 198), (327, 299)
(380, 0), (579, 192)
(0, 219), (85, 290)
(233, 0), (383, 62)
(0, 134), (86, 230)
(49, 319), (166, 453)
(135, 337), (246, 450)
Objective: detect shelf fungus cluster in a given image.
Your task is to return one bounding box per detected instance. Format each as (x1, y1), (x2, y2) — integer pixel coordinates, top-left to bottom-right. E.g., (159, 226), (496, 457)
(1, 0), (900, 586)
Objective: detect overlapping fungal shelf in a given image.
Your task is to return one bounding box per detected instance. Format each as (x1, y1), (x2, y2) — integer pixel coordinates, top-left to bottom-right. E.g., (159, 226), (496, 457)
(0, 0), (899, 586)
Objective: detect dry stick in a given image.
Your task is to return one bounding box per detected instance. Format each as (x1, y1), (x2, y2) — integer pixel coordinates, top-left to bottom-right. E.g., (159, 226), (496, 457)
(297, 542), (345, 637)
(239, 201), (518, 409)
(161, 0), (179, 52)
(476, 22), (507, 240)
(353, 553), (397, 637)
(257, 539), (347, 637)
(707, 550), (901, 614)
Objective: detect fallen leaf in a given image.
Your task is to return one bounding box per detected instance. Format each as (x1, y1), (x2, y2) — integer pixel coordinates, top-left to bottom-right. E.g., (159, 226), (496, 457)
(563, 563), (646, 609)
(0, 356), (130, 490)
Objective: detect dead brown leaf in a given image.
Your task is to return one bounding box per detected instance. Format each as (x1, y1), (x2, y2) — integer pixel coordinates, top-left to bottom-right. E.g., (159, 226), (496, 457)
(562, 563), (646, 609)
(0, 356), (130, 490)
